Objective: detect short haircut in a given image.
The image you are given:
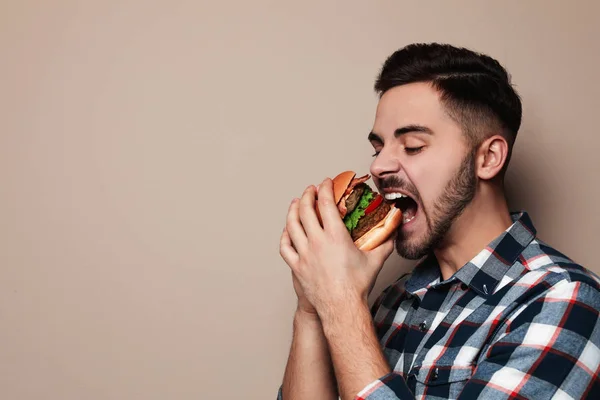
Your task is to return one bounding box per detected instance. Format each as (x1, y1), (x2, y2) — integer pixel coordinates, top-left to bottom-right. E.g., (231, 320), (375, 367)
(374, 43), (523, 175)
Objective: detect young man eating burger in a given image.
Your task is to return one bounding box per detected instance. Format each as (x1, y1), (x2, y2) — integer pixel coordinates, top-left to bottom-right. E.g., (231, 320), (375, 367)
(277, 43), (600, 399)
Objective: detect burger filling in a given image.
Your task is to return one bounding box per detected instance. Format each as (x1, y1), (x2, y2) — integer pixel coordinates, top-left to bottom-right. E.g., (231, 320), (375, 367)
(351, 200), (391, 240)
(342, 183), (393, 240)
(343, 184), (374, 231)
(344, 184), (366, 215)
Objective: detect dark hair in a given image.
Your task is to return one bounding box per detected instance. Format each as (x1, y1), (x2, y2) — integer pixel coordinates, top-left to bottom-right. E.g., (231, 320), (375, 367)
(375, 43), (522, 176)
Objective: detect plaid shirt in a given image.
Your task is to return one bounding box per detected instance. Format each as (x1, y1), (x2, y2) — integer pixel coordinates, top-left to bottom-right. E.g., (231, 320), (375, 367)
(278, 211), (600, 399)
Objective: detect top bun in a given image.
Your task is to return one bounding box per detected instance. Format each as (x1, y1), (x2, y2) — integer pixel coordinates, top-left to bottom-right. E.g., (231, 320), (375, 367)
(331, 170), (356, 205)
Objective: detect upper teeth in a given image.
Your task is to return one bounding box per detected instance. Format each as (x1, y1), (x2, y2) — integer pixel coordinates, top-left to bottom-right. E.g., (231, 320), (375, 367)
(384, 193), (408, 200)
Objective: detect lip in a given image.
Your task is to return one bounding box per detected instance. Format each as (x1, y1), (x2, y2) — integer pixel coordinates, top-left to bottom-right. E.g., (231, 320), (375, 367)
(381, 187), (411, 194)
(381, 187), (415, 197)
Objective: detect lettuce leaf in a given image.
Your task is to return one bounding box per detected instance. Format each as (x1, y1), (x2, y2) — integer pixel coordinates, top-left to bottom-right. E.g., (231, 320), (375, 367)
(343, 188), (374, 231)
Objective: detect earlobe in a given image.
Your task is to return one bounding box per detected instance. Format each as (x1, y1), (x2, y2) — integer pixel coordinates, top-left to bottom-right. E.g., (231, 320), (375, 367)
(477, 136), (508, 180)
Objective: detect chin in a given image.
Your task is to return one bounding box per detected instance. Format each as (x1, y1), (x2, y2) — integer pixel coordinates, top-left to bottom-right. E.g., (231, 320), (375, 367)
(394, 234), (431, 260)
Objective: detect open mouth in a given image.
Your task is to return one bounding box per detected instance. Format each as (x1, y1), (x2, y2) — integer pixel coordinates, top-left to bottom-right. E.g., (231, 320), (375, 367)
(383, 193), (419, 224)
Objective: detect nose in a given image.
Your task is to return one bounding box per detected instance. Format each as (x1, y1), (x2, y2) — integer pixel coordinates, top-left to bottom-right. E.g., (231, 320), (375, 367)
(370, 146), (402, 180)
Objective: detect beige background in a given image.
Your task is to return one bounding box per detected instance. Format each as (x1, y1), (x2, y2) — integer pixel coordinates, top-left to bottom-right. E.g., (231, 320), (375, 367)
(1, 1), (599, 399)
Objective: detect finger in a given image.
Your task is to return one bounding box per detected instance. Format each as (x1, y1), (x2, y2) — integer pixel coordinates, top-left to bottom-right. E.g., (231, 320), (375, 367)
(298, 185), (323, 238)
(286, 198), (308, 253)
(317, 178), (347, 231)
(280, 227), (300, 267)
(367, 237), (395, 267)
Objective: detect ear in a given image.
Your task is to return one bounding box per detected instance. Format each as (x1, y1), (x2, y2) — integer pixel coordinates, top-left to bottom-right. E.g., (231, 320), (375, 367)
(476, 135), (509, 180)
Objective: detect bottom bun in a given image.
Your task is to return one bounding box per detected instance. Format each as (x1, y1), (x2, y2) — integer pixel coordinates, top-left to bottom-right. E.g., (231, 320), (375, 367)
(353, 206), (403, 251)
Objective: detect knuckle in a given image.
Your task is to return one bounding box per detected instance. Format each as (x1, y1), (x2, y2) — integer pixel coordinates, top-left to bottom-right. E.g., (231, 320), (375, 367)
(319, 196), (333, 207)
(299, 201), (311, 211)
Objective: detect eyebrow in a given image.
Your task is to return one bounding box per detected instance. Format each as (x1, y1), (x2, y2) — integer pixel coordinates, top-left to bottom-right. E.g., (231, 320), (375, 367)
(368, 124), (433, 143)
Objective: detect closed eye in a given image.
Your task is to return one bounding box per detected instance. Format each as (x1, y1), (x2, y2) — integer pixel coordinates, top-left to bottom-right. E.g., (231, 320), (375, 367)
(405, 146), (424, 155)
(372, 146), (424, 157)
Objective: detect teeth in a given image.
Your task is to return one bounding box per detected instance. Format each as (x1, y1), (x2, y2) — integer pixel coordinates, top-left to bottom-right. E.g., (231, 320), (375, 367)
(384, 193), (407, 200)
(403, 215), (416, 223)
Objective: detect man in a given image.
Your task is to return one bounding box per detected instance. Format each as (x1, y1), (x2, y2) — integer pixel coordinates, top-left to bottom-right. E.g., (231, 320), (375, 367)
(277, 43), (600, 399)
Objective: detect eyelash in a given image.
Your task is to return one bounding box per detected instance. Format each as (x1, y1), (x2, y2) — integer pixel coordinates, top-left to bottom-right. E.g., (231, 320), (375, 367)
(405, 146), (425, 155)
(372, 146), (425, 157)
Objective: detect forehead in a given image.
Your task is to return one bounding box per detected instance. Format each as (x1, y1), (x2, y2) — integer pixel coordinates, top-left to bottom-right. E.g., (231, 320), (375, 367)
(372, 82), (462, 139)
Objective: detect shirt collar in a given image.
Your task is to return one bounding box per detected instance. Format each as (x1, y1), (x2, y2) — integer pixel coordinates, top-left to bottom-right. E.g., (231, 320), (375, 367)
(405, 211), (537, 298)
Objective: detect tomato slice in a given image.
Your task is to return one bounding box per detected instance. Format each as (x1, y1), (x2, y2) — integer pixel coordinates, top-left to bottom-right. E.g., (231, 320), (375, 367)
(364, 194), (382, 216)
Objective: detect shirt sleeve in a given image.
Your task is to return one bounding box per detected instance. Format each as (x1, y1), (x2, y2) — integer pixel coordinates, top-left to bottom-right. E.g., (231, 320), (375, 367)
(354, 286), (417, 400)
(355, 372), (415, 399)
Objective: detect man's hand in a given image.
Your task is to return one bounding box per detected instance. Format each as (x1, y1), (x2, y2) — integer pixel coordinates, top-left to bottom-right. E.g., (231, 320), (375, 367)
(280, 224), (318, 316)
(291, 264), (318, 316)
(279, 178), (394, 321)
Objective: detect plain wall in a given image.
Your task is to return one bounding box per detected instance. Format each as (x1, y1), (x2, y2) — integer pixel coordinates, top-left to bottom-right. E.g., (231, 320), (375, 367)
(1, 1), (599, 399)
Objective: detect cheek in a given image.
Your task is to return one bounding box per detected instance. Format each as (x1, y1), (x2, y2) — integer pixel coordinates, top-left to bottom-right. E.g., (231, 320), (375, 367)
(411, 152), (462, 209)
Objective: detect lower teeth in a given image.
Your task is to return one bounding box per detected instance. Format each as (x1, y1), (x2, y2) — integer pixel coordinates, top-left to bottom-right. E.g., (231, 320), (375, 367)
(403, 214), (416, 223)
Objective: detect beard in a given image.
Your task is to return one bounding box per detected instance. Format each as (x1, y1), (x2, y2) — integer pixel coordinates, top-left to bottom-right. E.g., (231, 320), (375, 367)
(395, 148), (478, 260)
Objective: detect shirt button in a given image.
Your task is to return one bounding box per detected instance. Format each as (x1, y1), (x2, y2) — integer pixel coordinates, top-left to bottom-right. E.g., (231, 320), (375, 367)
(461, 283), (468, 291)
(431, 367), (439, 381)
(419, 321), (427, 332)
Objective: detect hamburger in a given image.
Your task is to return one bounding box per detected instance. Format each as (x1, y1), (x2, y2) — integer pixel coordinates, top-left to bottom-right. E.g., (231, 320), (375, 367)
(316, 170), (404, 251)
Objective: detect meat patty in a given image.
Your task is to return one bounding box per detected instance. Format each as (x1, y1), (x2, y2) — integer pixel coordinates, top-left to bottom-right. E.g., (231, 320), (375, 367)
(344, 184), (367, 215)
(351, 200), (392, 241)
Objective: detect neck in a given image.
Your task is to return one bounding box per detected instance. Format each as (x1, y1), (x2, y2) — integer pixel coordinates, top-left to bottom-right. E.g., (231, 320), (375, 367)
(433, 185), (513, 281)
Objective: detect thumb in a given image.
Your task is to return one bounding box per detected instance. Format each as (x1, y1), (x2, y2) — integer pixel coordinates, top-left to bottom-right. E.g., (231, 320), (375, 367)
(366, 237), (395, 270)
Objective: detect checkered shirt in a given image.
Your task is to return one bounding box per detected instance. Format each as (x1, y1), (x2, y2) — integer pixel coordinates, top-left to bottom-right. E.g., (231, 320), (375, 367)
(278, 211), (600, 399)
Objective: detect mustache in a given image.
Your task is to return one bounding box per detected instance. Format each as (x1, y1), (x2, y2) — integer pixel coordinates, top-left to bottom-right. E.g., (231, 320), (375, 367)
(379, 175), (411, 191)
